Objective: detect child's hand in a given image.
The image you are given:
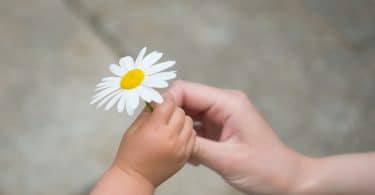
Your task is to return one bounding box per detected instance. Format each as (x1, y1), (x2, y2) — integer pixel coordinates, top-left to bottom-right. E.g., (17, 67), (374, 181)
(113, 93), (196, 188)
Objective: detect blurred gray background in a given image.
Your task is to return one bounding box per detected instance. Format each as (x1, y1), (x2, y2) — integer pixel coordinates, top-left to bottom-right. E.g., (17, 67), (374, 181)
(1, 0), (374, 194)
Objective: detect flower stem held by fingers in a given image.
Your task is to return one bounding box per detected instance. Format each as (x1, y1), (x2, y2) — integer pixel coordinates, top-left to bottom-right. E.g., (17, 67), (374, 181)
(146, 102), (154, 112)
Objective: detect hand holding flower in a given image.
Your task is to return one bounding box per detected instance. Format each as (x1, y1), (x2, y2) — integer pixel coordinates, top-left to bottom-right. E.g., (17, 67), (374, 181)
(114, 93), (196, 187)
(91, 93), (196, 194)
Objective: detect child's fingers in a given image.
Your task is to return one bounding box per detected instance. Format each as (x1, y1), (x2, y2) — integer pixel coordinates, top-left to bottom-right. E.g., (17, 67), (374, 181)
(168, 107), (185, 135)
(128, 108), (151, 131)
(185, 126), (196, 158)
(179, 116), (193, 140)
(151, 92), (175, 124)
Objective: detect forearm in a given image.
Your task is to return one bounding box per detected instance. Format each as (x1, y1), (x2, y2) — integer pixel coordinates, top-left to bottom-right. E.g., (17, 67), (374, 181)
(294, 152), (375, 195)
(91, 165), (154, 195)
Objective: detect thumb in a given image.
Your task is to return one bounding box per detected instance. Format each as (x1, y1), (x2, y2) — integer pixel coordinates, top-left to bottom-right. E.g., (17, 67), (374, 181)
(192, 136), (228, 172)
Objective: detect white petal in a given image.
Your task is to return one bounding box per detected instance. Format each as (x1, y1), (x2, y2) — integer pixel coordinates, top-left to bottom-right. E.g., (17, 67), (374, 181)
(90, 87), (119, 105)
(148, 71), (176, 81)
(126, 91), (139, 115)
(97, 90), (121, 108)
(146, 61), (175, 75)
(129, 91), (139, 109)
(91, 86), (119, 102)
(95, 85), (111, 92)
(105, 91), (123, 110)
(134, 47), (147, 67)
(97, 77), (120, 86)
(96, 81), (111, 88)
(138, 86), (163, 104)
(143, 77), (168, 88)
(141, 51), (163, 69)
(119, 56), (134, 71)
(102, 76), (120, 82)
(109, 64), (125, 76)
(136, 86), (151, 102)
(126, 106), (135, 116)
(117, 91), (127, 112)
(95, 80), (118, 91)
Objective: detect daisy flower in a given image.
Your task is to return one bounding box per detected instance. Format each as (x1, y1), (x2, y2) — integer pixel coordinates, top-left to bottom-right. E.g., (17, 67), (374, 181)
(90, 47), (176, 115)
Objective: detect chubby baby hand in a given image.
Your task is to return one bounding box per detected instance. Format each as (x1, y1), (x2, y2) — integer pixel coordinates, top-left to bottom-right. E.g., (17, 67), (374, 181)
(113, 93), (196, 188)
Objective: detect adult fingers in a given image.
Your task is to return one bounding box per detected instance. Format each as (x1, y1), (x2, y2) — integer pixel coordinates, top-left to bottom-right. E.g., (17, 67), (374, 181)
(185, 126), (196, 159)
(127, 108), (151, 132)
(180, 116), (193, 140)
(166, 80), (234, 127)
(192, 136), (228, 173)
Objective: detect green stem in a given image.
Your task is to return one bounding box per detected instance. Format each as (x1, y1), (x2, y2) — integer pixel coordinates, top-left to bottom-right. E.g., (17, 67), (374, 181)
(145, 102), (154, 112)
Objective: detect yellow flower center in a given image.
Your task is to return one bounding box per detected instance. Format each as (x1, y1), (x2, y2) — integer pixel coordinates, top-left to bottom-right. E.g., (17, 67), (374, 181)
(120, 69), (145, 89)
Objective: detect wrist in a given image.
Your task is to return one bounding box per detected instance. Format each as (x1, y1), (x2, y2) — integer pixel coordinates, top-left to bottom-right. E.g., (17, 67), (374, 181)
(264, 150), (310, 195)
(288, 155), (320, 195)
(112, 164), (156, 192)
(91, 165), (155, 195)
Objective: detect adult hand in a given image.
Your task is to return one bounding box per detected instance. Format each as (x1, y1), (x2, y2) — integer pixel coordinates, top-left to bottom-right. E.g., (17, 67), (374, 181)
(166, 80), (304, 194)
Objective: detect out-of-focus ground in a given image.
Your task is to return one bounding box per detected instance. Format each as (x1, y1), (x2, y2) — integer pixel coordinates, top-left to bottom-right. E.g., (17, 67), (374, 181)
(0, 0), (374, 194)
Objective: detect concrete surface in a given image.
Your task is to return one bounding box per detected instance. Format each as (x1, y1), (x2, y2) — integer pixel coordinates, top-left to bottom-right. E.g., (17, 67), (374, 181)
(0, 0), (374, 194)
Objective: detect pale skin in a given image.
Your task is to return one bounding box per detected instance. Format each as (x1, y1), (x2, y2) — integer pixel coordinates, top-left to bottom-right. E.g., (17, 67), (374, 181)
(91, 80), (375, 195)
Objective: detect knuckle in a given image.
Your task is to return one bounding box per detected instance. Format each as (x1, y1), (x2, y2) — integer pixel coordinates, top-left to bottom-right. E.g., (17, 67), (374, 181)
(169, 97), (176, 108)
(158, 103), (172, 116)
(168, 137), (181, 150)
(162, 131), (175, 145)
(162, 94), (175, 110)
(162, 92), (175, 104)
(154, 94), (175, 116)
